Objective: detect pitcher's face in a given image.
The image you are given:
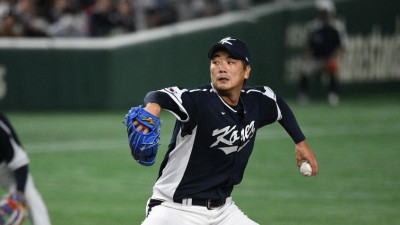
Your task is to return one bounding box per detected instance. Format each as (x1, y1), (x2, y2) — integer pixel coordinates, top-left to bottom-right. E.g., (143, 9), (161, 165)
(210, 50), (250, 94)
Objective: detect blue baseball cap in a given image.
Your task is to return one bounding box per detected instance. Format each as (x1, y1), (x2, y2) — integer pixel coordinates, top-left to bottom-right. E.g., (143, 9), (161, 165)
(208, 36), (251, 65)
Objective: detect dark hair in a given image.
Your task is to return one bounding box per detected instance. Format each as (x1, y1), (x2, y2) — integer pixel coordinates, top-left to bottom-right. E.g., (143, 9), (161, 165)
(242, 61), (250, 87)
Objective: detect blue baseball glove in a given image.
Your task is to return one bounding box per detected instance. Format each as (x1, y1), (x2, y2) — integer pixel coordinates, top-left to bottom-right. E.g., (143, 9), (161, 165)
(123, 105), (161, 166)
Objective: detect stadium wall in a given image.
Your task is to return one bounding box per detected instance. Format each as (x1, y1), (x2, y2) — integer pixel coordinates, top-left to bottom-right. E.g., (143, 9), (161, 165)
(0, 0), (398, 110)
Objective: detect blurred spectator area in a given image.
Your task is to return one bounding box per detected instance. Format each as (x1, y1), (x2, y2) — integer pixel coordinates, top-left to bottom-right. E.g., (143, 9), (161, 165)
(0, 0), (276, 37)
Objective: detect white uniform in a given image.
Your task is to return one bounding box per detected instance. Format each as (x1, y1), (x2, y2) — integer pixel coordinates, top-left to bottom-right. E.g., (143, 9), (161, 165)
(0, 113), (51, 225)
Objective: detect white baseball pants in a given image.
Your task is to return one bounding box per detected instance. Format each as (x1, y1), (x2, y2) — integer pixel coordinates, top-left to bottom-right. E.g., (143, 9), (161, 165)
(0, 171), (51, 225)
(141, 197), (259, 225)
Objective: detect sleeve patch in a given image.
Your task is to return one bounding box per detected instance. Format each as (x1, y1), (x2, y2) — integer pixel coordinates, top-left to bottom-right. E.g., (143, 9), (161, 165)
(160, 87), (190, 122)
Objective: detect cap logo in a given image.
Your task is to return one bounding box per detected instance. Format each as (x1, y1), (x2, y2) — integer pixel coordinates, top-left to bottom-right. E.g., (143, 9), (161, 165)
(219, 37), (236, 45)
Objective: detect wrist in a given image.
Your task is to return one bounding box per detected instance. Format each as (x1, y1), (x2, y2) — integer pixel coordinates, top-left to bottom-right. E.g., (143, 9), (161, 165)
(145, 103), (161, 117)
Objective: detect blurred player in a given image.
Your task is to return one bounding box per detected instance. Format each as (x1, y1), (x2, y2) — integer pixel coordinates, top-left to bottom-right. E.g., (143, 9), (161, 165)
(127, 36), (318, 224)
(298, 0), (346, 106)
(0, 111), (51, 225)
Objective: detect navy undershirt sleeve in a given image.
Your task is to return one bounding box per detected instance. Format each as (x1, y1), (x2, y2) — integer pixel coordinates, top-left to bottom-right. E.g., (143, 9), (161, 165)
(15, 165), (28, 193)
(277, 96), (306, 143)
(144, 91), (170, 108)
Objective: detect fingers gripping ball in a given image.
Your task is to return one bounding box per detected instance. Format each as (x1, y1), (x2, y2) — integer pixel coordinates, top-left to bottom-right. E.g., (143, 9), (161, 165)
(0, 192), (26, 225)
(124, 105), (161, 166)
(300, 160), (312, 177)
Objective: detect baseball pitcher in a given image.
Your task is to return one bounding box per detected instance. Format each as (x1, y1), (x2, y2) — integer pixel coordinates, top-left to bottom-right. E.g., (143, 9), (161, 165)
(124, 36), (319, 224)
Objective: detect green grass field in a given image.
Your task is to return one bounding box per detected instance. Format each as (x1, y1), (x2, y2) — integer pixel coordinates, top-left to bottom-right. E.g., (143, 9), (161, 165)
(2, 92), (400, 225)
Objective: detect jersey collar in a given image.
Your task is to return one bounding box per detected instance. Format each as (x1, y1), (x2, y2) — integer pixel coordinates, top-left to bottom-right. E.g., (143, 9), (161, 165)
(210, 83), (241, 113)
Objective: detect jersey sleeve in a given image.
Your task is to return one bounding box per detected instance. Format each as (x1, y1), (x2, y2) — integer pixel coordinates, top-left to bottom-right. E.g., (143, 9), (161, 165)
(0, 114), (30, 171)
(254, 87), (305, 143)
(334, 20), (347, 49)
(276, 96), (306, 143)
(256, 86), (282, 127)
(144, 86), (193, 122)
(305, 19), (319, 49)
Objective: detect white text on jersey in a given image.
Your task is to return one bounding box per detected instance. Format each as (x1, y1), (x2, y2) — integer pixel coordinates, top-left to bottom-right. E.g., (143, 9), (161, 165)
(210, 121), (255, 154)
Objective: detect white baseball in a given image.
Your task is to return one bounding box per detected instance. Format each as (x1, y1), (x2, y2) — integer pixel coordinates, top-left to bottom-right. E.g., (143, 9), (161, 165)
(300, 161), (312, 177)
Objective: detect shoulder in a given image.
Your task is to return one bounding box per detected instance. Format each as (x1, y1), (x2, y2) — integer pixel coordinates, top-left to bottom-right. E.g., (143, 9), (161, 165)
(159, 84), (212, 95)
(332, 19), (345, 30)
(187, 84), (213, 94)
(332, 19), (347, 37)
(242, 86), (277, 101)
(306, 19), (322, 33)
(156, 86), (189, 102)
(156, 84), (214, 103)
(0, 111), (8, 123)
(0, 112), (11, 134)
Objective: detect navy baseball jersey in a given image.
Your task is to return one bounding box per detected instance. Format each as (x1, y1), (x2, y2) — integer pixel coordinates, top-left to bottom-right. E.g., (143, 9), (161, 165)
(307, 19), (342, 58)
(0, 112), (29, 192)
(0, 112), (29, 168)
(144, 84), (305, 202)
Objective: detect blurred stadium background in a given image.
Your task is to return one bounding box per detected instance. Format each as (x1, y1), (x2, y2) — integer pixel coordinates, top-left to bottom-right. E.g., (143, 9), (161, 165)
(0, 0), (399, 224)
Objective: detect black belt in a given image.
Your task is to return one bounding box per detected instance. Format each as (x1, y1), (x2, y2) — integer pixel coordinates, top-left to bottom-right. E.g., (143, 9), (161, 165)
(174, 198), (226, 210)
